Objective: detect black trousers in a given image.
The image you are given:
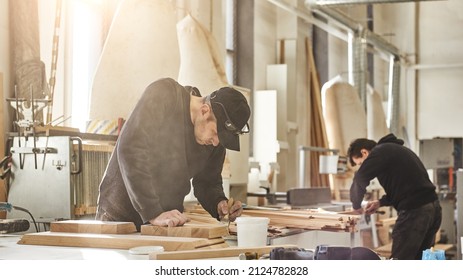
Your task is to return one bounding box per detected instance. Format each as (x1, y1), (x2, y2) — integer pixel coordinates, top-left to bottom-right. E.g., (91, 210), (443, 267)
(391, 200), (442, 260)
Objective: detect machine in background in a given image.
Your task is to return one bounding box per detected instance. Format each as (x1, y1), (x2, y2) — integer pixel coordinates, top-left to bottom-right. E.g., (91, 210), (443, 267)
(3, 94), (117, 230)
(6, 135), (115, 228)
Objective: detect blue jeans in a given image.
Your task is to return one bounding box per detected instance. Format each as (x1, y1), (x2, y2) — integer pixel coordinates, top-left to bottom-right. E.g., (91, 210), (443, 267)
(391, 200), (442, 260)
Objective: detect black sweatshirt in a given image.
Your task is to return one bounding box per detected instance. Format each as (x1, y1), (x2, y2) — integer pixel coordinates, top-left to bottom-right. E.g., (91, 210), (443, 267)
(96, 78), (227, 230)
(350, 134), (438, 210)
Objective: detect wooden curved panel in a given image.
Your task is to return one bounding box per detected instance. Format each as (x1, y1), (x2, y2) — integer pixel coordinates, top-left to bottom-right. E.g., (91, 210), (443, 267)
(89, 0), (180, 120)
(367, 86), (389, 141)
(176, 14), (228, 95)
(322, 81), (367, 155)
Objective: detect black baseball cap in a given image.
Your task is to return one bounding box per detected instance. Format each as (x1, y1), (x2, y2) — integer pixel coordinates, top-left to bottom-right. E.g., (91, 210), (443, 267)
(206, 87), (251, 151)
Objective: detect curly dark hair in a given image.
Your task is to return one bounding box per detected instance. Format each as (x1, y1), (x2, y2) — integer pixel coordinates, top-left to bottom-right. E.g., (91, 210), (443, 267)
(347, 138), (377, 166)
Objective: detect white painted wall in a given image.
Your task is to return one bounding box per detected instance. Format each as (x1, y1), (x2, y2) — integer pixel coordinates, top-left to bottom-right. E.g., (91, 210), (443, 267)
(0, 0), (9, 75)
(416, 0), (463, 140)
(254, 0), (278, 92)
(0, 0), (11, 130)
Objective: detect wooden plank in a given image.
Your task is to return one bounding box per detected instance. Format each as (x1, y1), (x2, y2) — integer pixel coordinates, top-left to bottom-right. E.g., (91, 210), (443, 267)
(184, 212), (221, 224)
(374, 242), (391, 258)
(195, 238), (228, 249)
(141, 223), (229, 239)
(200, 242), (230, 250)
(245, 209), (354, 220)
(185, 208), (359, 234)
(150, 244), (298, 260)
(18, 232), (217, 251)
(50, 220), (137, 234)
(306, 38), (330, 188)
(240, 209), (358, 232)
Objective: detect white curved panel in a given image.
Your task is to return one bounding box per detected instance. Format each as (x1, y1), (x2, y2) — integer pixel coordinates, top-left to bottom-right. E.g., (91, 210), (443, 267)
(322, 80), (367, 155)
(176, 14), (228, 95)
(89, 0), (180, 120)
(367, 85), (389, 141)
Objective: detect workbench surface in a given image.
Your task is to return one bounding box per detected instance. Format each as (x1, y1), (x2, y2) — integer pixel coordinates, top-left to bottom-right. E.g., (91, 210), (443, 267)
(0, 234), (148, 260)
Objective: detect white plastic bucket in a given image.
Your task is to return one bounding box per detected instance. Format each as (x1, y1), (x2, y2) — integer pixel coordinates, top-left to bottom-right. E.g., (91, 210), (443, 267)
(236, 217), (269, 247)
(319, 155), (339, 174)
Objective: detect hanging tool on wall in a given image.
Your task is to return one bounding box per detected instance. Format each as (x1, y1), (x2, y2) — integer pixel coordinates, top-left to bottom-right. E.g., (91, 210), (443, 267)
(7, 85), (56, 170)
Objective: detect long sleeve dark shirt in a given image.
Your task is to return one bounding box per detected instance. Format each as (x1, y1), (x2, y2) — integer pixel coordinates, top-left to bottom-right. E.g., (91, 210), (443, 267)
(96, 78), (227, 230)
(350, 134), (438, 211)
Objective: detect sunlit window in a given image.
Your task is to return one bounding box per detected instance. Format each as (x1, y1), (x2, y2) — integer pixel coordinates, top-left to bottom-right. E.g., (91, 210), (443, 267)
(69, 1), (103, 132)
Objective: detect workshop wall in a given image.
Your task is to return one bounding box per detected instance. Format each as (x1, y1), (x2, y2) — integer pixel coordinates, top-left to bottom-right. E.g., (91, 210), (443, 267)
(0, 0), (10, 133)
(416, 1), (463, 140)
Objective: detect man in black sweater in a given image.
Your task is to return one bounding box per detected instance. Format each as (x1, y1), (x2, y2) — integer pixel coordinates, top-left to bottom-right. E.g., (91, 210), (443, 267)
(347, 133), (442, 260)
(96, 78), (250, 231)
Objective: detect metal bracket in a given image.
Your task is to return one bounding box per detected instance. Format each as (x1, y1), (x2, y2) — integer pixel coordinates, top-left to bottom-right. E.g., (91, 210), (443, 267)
(10, 147), (58, 154)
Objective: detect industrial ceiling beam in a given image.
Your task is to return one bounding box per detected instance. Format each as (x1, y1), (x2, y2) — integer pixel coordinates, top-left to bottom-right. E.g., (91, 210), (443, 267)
(266, 0), (348, 42)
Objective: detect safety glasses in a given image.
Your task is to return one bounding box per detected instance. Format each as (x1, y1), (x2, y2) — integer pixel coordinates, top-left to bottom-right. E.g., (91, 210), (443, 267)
(206, 93), (250, 135)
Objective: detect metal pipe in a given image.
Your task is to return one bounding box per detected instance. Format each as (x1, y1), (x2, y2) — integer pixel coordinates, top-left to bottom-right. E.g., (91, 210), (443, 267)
(408, 63), (463, 70)
(310, 5), (402, 58)
(266, 0), (348, 42)
(387, 56), (401, 134)
(348, 29), (368, 110)
(365, 30), (401, 58)
(308, 0), (446, 6)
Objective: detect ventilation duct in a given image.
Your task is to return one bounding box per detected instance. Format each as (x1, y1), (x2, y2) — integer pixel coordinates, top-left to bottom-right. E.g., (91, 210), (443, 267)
(309, 5), (401, 134)
(267, 0), (404, 133)
(349, 30), (368, 110)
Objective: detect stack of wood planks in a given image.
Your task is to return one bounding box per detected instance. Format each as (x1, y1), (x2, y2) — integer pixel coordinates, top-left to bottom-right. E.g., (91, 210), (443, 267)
(242, 208), (359, 232)
(18, 231), (225, 251)
(50, 220), (136, 234)
(140, 221), (230, 249)
(186, 205), (360, 234)
(16, 208), (359, 259)
(306, 38), (331, 189)
(141, 223), (228, 239)
(18, 220), (230, 251)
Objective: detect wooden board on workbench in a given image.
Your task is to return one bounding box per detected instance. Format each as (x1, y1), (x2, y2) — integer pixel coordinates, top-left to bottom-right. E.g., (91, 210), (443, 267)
(184, 212), (221, 224)
(141, 223), (229, 239)
(50, 220), (137, 234)
(18, 232), (226, 251)
(150, 244), (298, 260)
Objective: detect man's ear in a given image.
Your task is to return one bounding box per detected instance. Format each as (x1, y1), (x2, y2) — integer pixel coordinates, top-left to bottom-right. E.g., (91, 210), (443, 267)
(200, 103), (211, 116)
(360, 149), (369, 157)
